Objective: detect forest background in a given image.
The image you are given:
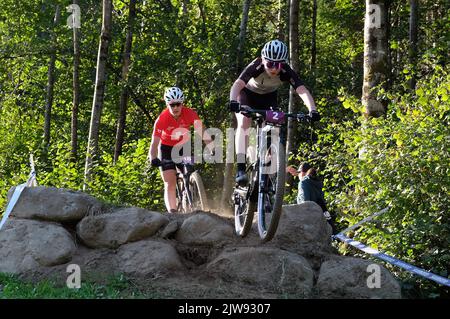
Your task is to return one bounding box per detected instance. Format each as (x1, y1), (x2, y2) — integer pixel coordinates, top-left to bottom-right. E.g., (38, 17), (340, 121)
(0, 0), (448, 298)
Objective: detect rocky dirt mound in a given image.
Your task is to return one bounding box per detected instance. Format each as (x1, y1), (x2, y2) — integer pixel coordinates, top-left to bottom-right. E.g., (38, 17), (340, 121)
(0, 186), (402, 298)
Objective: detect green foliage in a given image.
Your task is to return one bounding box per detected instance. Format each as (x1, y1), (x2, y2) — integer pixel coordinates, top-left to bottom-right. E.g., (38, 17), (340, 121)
(0, 137), (165, 215)
(300, 65), (449, 298)
(43, 138), (164, 210)
(86, 138), (164, 210)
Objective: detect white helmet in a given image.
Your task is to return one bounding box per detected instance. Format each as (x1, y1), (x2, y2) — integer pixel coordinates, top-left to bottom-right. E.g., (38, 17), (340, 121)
(164, 87), (184, 104)
(261, 40), (288, 62)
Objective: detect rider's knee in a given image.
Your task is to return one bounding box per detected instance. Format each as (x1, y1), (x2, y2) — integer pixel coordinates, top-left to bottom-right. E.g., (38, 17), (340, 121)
(236, 115), (251, 128)
(164, 181), (176, 188)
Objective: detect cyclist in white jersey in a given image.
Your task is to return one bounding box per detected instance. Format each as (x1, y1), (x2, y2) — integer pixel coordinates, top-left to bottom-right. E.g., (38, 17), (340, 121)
(228, 39), (320, 185)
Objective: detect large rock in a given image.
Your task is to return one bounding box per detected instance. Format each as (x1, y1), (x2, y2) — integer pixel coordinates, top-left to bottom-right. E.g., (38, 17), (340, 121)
(316, 256), (402, 299)
(116, 239), (185, 276)
(207, 247), (314, 296)
(160, 220), (180, 239)
(69, 246), (118, 276)
(0, 218), (76, 274)
(76, 207), (169, 248)
(0, 186), (407, 299)
(8, 186), (103, 222)
(175, 212), (234, 246)
(272, 203), (333, 262)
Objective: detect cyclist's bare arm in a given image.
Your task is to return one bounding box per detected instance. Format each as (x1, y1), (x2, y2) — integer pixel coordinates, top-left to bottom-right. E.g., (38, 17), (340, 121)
(230, 79), (246, 101)
(148, 135), (161, 161)
(296, 85), (317, 112)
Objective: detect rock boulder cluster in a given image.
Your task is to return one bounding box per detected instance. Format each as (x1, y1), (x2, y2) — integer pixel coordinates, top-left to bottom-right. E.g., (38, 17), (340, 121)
(0, 186), (402, 298)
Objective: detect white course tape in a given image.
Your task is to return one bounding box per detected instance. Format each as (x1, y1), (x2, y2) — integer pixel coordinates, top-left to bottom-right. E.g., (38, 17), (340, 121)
(0, 183), (27, 231)
(336, 207), (389, 235)
(334, 233), (450, 287)
(0, 154), (38, 231)
(27, 154), (37, 187)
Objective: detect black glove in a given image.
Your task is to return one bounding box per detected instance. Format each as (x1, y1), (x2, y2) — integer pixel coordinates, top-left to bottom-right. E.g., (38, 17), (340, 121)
(238, 104), (253, 118)
(309, 110), (321, 122)
(229, 100), (240, 113)
(151, 158), (162, 167)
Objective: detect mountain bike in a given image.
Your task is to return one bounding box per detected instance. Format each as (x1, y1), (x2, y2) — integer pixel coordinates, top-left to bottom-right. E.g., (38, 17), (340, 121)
(160, 157), (208, 213)
(233, 107), (311, 242)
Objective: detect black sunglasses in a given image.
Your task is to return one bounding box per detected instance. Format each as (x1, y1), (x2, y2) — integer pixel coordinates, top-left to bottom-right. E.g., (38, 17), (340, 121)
(265, 60), (283, 69)
(169, 102), (182, 107)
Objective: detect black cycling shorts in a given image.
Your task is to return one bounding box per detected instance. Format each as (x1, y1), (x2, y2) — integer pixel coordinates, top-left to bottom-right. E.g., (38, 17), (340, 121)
(160, 143), (188, 171)
(239, 87), (278, 110)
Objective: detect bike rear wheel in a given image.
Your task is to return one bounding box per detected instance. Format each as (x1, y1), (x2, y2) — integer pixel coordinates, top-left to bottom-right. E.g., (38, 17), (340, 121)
(257, 135), (286, 242)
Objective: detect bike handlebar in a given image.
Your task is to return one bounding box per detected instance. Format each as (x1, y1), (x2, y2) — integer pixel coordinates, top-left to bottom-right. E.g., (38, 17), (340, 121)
(238, 107), (311, 124)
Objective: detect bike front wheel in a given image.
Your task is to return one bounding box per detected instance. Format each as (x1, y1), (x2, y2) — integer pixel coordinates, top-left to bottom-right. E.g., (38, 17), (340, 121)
(176, 177), (187, 213)
(257, 138), (286, 242)
(234, 167), (257, 237)
(189, 171), (208, 211)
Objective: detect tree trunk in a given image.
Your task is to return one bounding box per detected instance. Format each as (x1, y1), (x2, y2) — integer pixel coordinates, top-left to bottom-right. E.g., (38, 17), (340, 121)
(197, 1), (207, 39)
(220, 127), (238, 211)
(362, 0), (389, 117)
(386, 1), (392, 89)
(181, 0), (189, 15)
(408, 0), (418, 90)
(43, 6), (61, 150)
(140, 0), (147, 33)
(276, 0), (290, 41)
(220, 0), (251, 211)
(84, 0), (113, 190)
(277, 0), (284, 41)
(311, 0), (317, 71)
(71, 0), (80, 161)
(389, 3), (400, 82)
(395, 3), (401, 81)
(114, 0), (136, 164)
(286, 0), (300, 190)
(236, 0), (251, 72)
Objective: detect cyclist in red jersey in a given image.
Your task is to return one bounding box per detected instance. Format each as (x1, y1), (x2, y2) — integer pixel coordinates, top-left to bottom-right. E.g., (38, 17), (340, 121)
(148, 87), (212, 213)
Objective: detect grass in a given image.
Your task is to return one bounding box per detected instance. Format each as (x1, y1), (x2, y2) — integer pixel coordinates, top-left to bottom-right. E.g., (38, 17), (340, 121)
(0, 273), (160, 299)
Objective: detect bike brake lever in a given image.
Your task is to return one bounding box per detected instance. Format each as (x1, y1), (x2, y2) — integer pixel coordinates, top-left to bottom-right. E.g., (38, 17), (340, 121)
(241, 110), (257, 119)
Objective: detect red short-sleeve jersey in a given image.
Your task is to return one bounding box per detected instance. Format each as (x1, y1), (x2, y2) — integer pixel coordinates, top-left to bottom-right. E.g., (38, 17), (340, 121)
(152, 106), (201, 146)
